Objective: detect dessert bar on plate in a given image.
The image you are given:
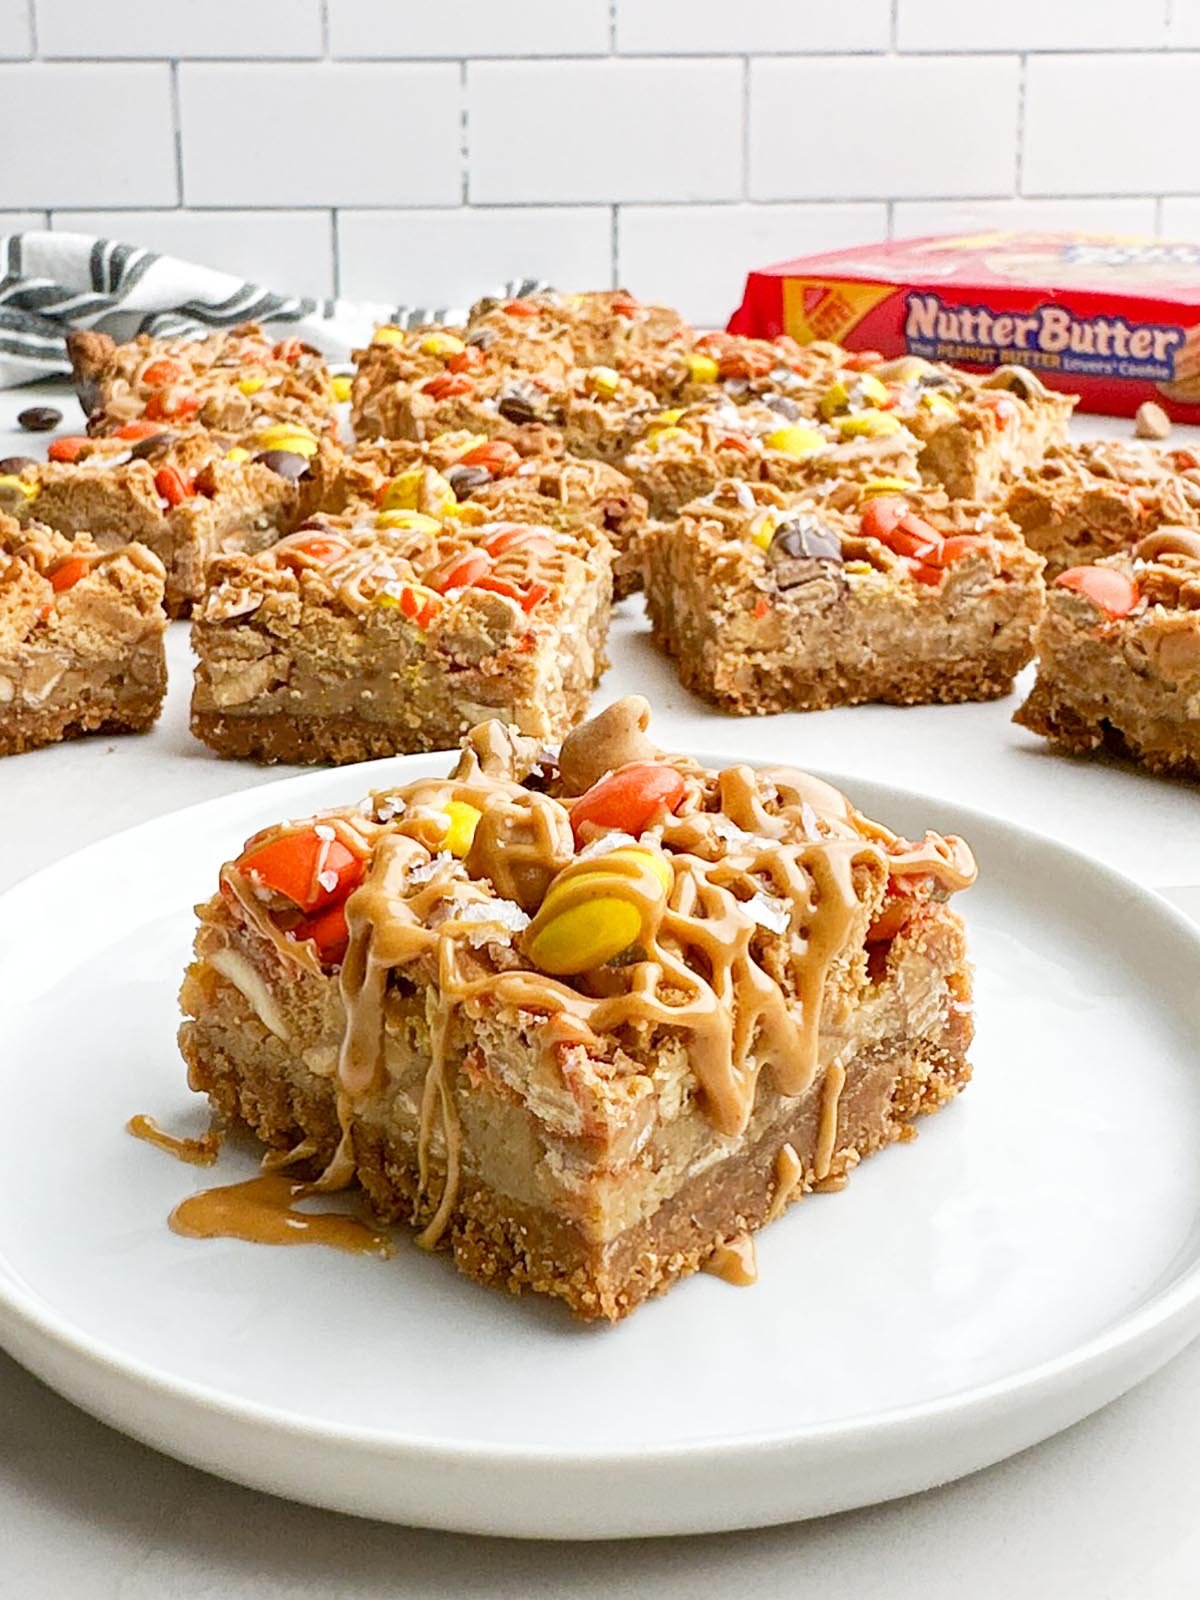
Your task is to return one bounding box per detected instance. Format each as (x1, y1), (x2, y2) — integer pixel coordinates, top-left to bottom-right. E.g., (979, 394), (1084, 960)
(67, 323), (336, 440)
(641, 480), (1044, 714)
(0, 515), (166, 756)
(1015, 529), (1200, 779)
(0, 425), (317, 616)
(190, 508), (612, 765)
(178, 697), (977, 1320)
(1004, 439), (1200, 576)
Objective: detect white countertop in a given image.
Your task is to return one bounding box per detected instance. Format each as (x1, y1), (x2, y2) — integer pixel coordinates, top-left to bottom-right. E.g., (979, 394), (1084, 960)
(2, 383), (1198, 1599)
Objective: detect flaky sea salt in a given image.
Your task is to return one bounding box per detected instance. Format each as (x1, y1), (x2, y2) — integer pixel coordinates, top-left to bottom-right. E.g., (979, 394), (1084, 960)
(445, 896), (531, 946)
(313, 824), (335, 842)
(576, 830), (639, 861)
(406, 852), (458, 886)
(316, 869), (339, 893)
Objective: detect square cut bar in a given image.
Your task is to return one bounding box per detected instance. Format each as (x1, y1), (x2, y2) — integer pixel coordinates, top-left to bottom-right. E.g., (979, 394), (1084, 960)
(1014, 529), (1200, 779)
(190, 509), (613, 765)
(641, 480), (1044, 714)
(67, 322), (336, 440)
(305, 433), (649, 600)
(0, 515), (166, 756)
(0, 427), (317, 616)
(178, 698), (977, 1321)
(1004, 439), (1200, 577)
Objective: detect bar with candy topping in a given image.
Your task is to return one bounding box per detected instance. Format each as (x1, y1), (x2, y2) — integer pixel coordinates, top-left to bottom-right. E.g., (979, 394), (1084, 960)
(1004, 438), (1200, 577)
(0, 423), (323, 616)
(178, 698), (977, 1321)
(67, 322), (337, 440)
(641, 479), (1044, 713)
(1015, 528), (1200, 778)
(0, 515), (167, 756)
(189, 506), (613, 765)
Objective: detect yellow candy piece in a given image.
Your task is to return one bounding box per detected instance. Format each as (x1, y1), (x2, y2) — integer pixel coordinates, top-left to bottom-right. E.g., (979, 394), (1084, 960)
(224, 446), (251, 464)
(525, 846), (672, 975)
(0, 473), (38, 500)
(750, 510), (779, 550)
(856, 372), (889, 407)
(765, 425), (824, 459)
(439, 800), (482, 858)
(820, 373), (888, 419)
(920, 391), (958, 418)
(375, 509), (442, 533)
(585, 365), (621, 400)
(861, 476), (919, 497)
(372, 325), (408, 346)
(838, 412), (902, 439)
(379, 469), (425, 512)
(238, 374), (265, 396)
(256, 424), (319, 458)
(844, 559), (875, 574)
(685, 353), (719, 385)
(644, 425), (693, 451)
(420, 331), (466, 358)
(819, 380), (851, 420)
(442, 501), (487, 525)
(331, 374), (353, 403)
(651, 408), (684, 427)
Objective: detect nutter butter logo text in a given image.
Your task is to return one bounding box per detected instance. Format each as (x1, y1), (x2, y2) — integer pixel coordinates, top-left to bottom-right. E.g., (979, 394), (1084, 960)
(904, 293), (1185, 381)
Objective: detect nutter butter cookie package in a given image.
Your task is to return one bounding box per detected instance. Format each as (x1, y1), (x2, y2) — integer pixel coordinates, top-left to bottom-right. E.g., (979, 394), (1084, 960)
(728, 233), (1200, 422)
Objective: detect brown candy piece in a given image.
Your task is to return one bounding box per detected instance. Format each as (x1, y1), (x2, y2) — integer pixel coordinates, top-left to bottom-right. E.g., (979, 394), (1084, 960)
(445, 463), (493, 499)
(0, 455), (36, 474)
(769, 515), (845, 592)
(254, 449), (311, 481)
(18, 405), (62, 432)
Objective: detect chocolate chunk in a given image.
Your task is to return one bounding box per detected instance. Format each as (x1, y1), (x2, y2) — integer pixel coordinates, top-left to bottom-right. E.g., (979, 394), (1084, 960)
(498, 389), (541, 425)
(130, 431), (177, 460)
(445, 463), (493, 498)
(254, 449), (311, 481)
(18, 405), (62, 432)
(0, 455), (36, 474)
(76, 377), (102, 417)
(763, 394), (801, 420)
(769, 515), (844, 565)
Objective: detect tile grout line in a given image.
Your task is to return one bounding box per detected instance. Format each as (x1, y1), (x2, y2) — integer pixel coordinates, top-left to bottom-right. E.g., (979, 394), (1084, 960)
(169, 59), (185, 208)
(1014, 52), (1027, 195)
(460, 60), (469, 205)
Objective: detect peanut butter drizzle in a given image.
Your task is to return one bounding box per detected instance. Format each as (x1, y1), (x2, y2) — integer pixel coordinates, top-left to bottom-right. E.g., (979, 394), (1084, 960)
(703, 1232), (758, 1287)
(220, 703), (977, 1260)
(814, 1059), (846, 1182)
(765, 1142), (803, 1223)
(127, 1113), (223, 1167)
(169, 1174), (393, 1257)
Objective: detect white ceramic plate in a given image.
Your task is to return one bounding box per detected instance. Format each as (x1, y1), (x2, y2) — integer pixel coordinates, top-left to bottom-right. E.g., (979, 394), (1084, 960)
(2, 754), (1199, 1540)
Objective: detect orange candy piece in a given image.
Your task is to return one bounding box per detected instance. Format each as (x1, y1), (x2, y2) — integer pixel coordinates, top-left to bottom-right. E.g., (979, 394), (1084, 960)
(420, 372), (474, 400)
(502, 299), (542, 317)
(48, 436), (90, 464)
(47, 555), (90, 593)
(843, 350), (884, 371)
(457, 439), (521, 477)
(1055, 565), (1140, 619)
(154, 465), (195, 507)
(237, 827), (363, 914)
(114, 419), (165, 442)
(570, 762), (688, 845)
(141, 358), (185, 388)
(294, 900), (351, 966)
(859, 495), (908, 544)
(278, 534), (349, 568)
(145, 391), (200, 424)
(484, 524), (553, 558)
(435, 548), (492, 593)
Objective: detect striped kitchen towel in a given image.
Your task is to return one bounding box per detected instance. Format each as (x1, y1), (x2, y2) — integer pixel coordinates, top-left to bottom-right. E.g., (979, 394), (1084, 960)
(0, 230), (547, 386)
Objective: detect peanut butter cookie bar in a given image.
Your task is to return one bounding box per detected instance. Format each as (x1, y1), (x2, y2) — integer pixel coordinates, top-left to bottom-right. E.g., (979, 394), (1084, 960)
(1015, 528), (1200, 779)
(0, 516), (166, 755)
(178, 697), (976, 1320)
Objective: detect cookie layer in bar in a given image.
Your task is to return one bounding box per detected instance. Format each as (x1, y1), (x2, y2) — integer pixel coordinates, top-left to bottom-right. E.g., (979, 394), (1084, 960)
(67, 323), (336, 439)
(190, 508), (612, 765)
(178, 697), (976, 1321)
(306, 432), (648, 600)
(642, 480), (1044, 714)
(1015, 529), (1200, 779)
(1004, 439), (1200, 576)
(0, 516), (166, 756)
(0, 425), (319, 616)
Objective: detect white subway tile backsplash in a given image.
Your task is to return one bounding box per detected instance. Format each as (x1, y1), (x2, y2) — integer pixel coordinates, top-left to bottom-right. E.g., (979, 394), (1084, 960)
(0, 0), (30, 57)
(896, 0), (1166, 53)
(468, 59), (743, 204)
(1024, 55), (1200, 196)
(36, 0), (323, 58)
(179, 64), (462, 208)
(0, 65), (175, 207)
(329, 0), (609, 59)
(893, 196), (1160, 238)
(616, 0), (889, 56)
(51, 210), (336, 299)
(338, 207), (613, 306)
(1167, 0), (1200, 46)
(618, 203), (888, 327)
(1160, 198), (1200, 237)
(750, 57), (1020, 201)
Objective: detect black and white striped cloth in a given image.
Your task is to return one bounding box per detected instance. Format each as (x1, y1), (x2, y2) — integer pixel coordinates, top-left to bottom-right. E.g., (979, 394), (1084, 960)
(0, 231), (547, 386)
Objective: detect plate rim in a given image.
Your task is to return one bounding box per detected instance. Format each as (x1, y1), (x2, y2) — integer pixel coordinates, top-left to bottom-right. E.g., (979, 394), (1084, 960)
(3, 750), (1200, 1527)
